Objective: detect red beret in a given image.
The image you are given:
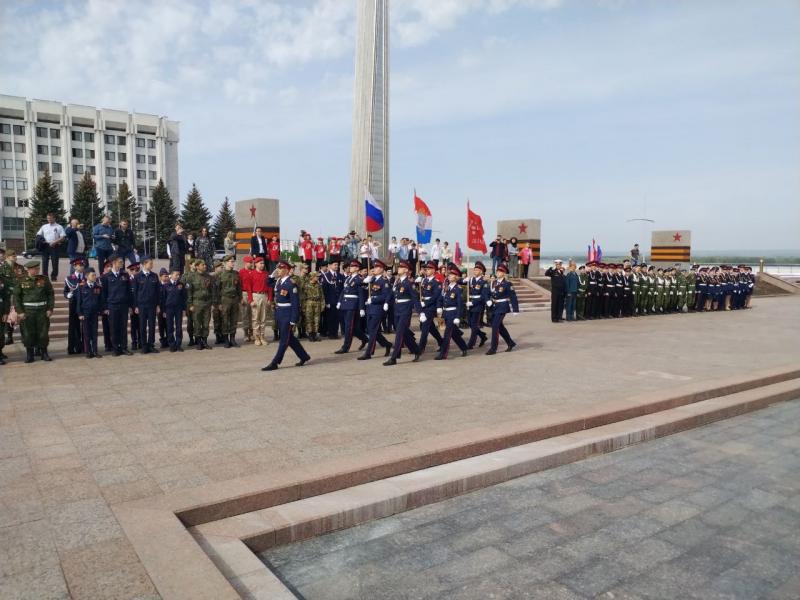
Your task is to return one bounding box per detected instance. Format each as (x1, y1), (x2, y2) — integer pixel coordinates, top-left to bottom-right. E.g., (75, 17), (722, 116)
(254, 256), (264, 264)
(243, 255), (253, 263)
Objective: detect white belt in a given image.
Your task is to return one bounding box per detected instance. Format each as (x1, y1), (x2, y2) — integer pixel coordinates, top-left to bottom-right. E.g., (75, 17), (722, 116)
(396, 299), (410, 303)
(444, 307), (458, 311)
(276, 302), (291, 307)
(344, 294), (359, 298)
(494, 299), (509, 303)
(469, 295), (482, 299)
(24, 301), (47, 307)
(422, 297), (433, 300)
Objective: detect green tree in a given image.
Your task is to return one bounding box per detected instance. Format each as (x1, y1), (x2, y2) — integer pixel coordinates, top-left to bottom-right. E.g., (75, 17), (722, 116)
(113, 181), (142, 246)
(25, 169), (65, 249)
(211, 196), (236, 247)
(180, 183), (211, 235)
(69, 171), (102, 246)
(145, 179), (178, 258)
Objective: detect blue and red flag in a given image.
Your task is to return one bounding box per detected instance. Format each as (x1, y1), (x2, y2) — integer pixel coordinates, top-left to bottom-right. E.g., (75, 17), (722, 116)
(365, 190), (384, 233)
(414, 191), (432, 244)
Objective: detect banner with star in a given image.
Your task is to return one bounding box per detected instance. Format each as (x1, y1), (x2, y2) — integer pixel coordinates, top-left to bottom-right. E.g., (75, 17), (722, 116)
(650, 230), (692, 263)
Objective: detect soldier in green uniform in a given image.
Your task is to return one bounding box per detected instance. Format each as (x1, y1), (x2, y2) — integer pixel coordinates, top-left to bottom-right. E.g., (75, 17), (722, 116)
(187, 259), (218, 350)
(14, 260), (55, 362)
(576, 265), (587, 320)
(653, 268), (663, 313)
(632, 264), (643, 316)
(301, 270), (324, 341)
(217, 255), (241, 348)
(685, 265), (697, 311)
(211, 259), (224, 344)
(295, 264), (310, 339)
(675, 267), (687, 312)
(181, 259), (198, 346)
(2, 248), (25, 345)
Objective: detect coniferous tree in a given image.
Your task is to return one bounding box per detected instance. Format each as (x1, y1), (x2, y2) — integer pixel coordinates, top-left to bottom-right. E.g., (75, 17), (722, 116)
(114, 181), (142, 246)
(180, 183), (211, 235)
(25, 169), (65, 248)
(145, 179), (178, 258)
(212, 196), (237, 247)
(69, 171), (102, 246)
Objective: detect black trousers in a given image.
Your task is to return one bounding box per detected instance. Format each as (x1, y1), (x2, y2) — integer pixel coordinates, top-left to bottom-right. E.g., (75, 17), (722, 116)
(67, 300), (83, 354)
(418, 310), (443, 353)
(340, 309), (367, 351)
(390, 311), (419, 359)
(82, 313), (99, 354)
(551, 290), (565, 322)
(41, 246), (59, 279)
(467, 309), (487, 347)
(166, 308), (183, 348)
(362, 312), (391, 357)
(138, 305), (157, 348)
(326, 306), (341, 337)
(108, 305), (128, 351)
(158, 310), (168, 346)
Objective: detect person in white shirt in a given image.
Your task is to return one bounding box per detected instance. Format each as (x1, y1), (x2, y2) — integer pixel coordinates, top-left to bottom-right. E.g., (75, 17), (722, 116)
(36, 213), (66, 281)
(430, 239), (442, 266)
(441, 241), (453, 264)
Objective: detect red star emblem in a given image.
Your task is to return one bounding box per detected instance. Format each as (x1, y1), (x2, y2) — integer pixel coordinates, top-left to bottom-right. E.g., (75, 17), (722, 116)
(518, 222), (528, 234)
(250, 204), (257, 219)
(673, 232), (682, 242)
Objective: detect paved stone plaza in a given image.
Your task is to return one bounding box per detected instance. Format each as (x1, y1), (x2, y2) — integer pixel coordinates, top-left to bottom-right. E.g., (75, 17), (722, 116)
(262, 399), (800, 600)
(0, 296), (798, 598)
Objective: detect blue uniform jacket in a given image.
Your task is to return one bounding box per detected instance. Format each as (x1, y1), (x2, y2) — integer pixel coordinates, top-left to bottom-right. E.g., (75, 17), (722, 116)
(418, 277), (442, 313)
(565, 271), (579, 294)
(338, 274), (365, 311)
(132, 270), (161, 308)
(391, 276), (421, 314)
(63, 272), (85, 300)
(322, 271), (344, 306)
(365, 275), (392, 315)
(102, 271), (133, 308)
(490, 278), (519, 314)
(440, 281), (463, 319)
(272, 276), (301, 324)
(466, 276), (489, 312)
(76, 282), (105, 316)
(160, 279), (186, 312)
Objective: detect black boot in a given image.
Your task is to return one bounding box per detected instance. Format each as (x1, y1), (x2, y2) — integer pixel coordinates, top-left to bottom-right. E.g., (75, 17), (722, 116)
(7, 331), (13, 344)
(41, 347), (52, 361)
(188, 336), (196, 346)
(273, 331), (279, 341)
(225, 335), (233, 348)
(196, 338), (204, 350)
(229, 335), (239, 348)
(25, 348), (34, 363)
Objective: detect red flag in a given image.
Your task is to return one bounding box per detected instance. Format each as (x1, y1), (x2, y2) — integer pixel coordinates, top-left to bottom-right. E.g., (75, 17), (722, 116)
(454, 242), (463, 265)
(467, 201), (487, 253)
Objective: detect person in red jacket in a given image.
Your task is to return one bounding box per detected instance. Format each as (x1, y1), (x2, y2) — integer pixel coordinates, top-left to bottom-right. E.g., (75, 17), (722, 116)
(314, 237), (327, 270)
(267, 235), (281, 272)
(300, 234), (313, 270)
(328, 237), (343, 266)
(239, 255), (255, 342)
(248, 257), (273, 346)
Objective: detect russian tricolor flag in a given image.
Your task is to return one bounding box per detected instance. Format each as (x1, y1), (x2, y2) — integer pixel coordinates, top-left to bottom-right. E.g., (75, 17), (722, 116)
(414, 191), (432, 244)
(365, 190), (384, 233)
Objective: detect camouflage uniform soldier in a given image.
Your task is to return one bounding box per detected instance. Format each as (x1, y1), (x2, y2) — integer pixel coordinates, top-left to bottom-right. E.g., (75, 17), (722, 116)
(685, 266), (697, 311)
(675, 268), (687, 312)
(576, 266), (587, 320)
(301, 270), (324, 342)
(211, 259), (224, 344)
(217, 255), (241, 348)
(181, 259), (198, 346)
(187, 260), (218, 350)
(655, 268), (665, 313)
(14, 260), (55, 362)
(295, 265), (310, 339)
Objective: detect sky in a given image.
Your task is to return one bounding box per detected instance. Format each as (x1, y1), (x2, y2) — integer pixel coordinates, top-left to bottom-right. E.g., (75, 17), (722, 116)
(2, 0), (799, 252)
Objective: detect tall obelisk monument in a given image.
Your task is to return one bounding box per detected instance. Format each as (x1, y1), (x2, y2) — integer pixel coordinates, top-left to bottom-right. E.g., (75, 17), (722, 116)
(349, 0), (389, 250)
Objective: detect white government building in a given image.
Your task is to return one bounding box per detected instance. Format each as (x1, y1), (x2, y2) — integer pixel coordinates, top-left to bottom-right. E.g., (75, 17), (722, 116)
(0, 94), (179, 249)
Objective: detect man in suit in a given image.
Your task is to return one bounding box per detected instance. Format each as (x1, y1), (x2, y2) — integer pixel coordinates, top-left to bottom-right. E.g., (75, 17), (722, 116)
(250, 227), (268, 263)
(65, 219), (87, 272)
(113, 220), (136, 266)
(545, 259), (566, 323)
(168, 223), (187, 274)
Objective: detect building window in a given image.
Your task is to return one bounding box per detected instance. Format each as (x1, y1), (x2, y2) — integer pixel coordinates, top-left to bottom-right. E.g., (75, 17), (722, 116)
(117, 135), (125, 145)
(71, 131), (82, 141)
(13, 143), (25, 153)
(18, 198), (29, 207)
(36, 126), (48, 137)
(73, 164), (84, 174)
(149, 170), (157, 180)
(107, 184), (117, 197)
(0, 124), (9, 134)
(72, 148), (83, 158)
(3, 217), (25, 231)
(13, 125), (25, 135)
(118, 168), (127, 177)
(16, 160), (26, 170)
(86, 149), (95, 159)
(136, 137), (146, 148)
(147, 139), (156, 149)
(54, 181), (63, 192)
(1, 159), (12, 169)
(0, 142), (10, 151)
(1, 179), (13, 189)
(17, 179), (28, 190)
(52, 162), (62, 173)
(85, 132), (94, 142)
(148, 155), (156, 165)
(136, 154), (145, 164)
(106, 167), (116, 177)
(38, 161), (48, 171)
(137, 186), (146, 197)
(136, 169), (146, 179)
(104, 134), (115, 144)
(87, 165), (96, 175)
(3, 197), (15, 207)
(37, 145), (48, 155)
(118, 152), (126, 161)
(50, 129), (60, 139)
(51, 146), (60, 156)
(105, 151), (115, 161)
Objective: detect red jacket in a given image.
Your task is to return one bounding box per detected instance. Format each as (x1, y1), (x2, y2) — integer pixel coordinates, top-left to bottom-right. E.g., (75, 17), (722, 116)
(314, 243), (326, 260)
(239, 268), (253, 295)
(268, 241), (281, 261)
(248, 270), (274, 302)
(300, 240), (313, 260)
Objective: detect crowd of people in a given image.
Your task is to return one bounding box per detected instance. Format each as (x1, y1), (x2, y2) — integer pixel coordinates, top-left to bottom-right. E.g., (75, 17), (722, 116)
(544, 259), (756, 323)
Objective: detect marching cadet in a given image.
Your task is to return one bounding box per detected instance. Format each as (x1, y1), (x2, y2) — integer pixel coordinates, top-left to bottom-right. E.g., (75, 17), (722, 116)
(0, 250), (9, 364)
(261, 261), (311, 371)
(384, 260), (421, 366)
(76, 267), (104, 358)
(464, 260), (489, 347)
(218, 255), (242, 347)
(485, 263), (519, 354)
(301, 270), (324, 342)
(14, 260), (55, 363)
(158, 268), (169, 348)
(132, 256), (161, 354)
(187, 259), (217, 350)
(322, 259), (344, 339)
(334, 259), (367, 354)
(63, 258), (86, 354)
(576, 265), (587, 320)
(161, 269), (186, 352)
(182, 259), (198, 346)
(239, 255), (255, 342)
(417, 261), (444, 354)
(434, 263), (469, 360)
(212, 259), (225, 344)
(103, 255), (133, 356)
(357, 259), (393, 360)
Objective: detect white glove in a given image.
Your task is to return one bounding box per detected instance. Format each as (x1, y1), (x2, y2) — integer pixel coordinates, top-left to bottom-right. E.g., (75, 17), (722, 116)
(325, 304), (330, 309)
(436, 308), (443, 316)
(289, 322), (296, 326)
(466, 301), (473, 307)
(486, 300), (493, 307)
(420, 301), (425, 308)
(336, 302), (341, 309)
(383, 303), (389, 312)
(414, 277), (422, 283)
(419, 313), (427, 323)
(363, 275), (372, 283)
(67, 292), (74, 299)
(366, 297), (372, 305)
(454, 318), (460, 326)
(359, 309), (365, 317)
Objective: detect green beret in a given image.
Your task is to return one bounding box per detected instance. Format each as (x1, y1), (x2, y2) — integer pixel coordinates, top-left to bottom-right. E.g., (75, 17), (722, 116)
(24, 260), (40, 269)
(223, 255), (235, 262)
(213, 260), (222, 268)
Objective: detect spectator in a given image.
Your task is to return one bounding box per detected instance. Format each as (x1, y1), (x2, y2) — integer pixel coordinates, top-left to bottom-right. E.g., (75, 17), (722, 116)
(418, 243), (429, 264)
(397, 238), (410, 262)
(430, 239), (442, 266)
(268, 235), (281, 271)
(441, 241), (453, 264)
(631, 243), (640, 265)
(250, 227), (267, 262)
(489, 235), (507, 274)
(113, 219), (136, 266)
(168, 224), (187, 274)
(92, 215), (114, 274)
(519, 244), (532, 279)
(545, 259), (566, 323)
(565, 261), (579, 321)
(185, 232), (196, 258)
(387, 236), (399, 266)
(195, 227), (215, 269)
(408, 242), (419, 275)
(508, 237), (519, 277)
(36, 212), (66, 281)
(223, 231), (236, 257)
(346, 231), (360, 260)
(65, 219), (87, 272)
